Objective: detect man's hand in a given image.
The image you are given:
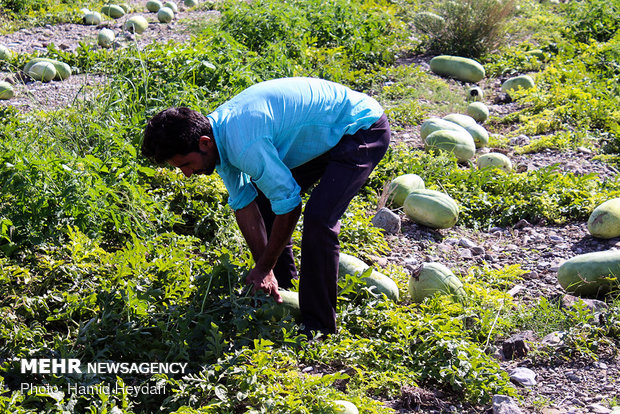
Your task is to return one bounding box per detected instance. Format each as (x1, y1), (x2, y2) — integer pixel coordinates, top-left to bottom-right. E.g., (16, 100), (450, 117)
(245, 267), (283, 303)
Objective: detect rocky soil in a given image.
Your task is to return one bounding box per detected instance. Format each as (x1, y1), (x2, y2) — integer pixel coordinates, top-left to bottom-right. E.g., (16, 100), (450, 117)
(1, 4), (619, 414)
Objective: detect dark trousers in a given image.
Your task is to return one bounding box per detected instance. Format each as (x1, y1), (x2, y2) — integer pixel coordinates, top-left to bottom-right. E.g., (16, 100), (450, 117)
(254, 113), (391, 334)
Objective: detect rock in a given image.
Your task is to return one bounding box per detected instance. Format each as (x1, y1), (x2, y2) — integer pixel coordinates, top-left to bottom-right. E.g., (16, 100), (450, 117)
(588, 403), (612, 414)
(372, 207), (401, 234)
(594, 361), (608, 370)
(506, 284), (525, 297)
(540, 409), (563, 414)
(458, 248), (473, 259)
(509, 135), (530, 146)
(458, 237), (477, 248)
(509, 367), (537, 387)
(541, 331), (565, 347)
(502, 331), (536, 360)
(492, 395), (523, 414)
(514, 219), (532, 229)
(561, 295), (608, 313)
(471, 246), (485, 256)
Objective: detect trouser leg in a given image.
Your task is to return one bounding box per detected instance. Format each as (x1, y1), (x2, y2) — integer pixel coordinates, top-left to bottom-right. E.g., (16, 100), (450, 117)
(298, 114), (391, 334)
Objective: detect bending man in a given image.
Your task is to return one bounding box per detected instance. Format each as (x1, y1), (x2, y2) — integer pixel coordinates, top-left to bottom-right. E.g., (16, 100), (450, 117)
(142, 77), (390, 337)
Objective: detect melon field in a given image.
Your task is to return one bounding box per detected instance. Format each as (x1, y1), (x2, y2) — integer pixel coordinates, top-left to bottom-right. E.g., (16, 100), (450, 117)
(0, 0), (619, 413)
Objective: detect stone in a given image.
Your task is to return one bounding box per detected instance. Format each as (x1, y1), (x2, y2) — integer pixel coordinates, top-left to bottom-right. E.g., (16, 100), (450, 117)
(561, 295), (609, 313)
(458, 237), (477, 248)
(540, 409), (563, 414)
(492, 395), (523, 414)
(588, 403), (611, 414)
(471, 246), (485, 256)
(371, 207), (401, 234)
(509, 367), (537, 387)
(514, 219), (532, 229)
(506, 284), (525, 297)
(541, 331), (565, 347)
(502, 331), (536, 360)
(509, 135), (530, 146)
(459, 248), (473, 259)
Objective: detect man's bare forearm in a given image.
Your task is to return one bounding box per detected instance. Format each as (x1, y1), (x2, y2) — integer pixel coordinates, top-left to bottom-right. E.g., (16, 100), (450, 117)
(235, 201), (302, 272)
(234, 201), (268, 262)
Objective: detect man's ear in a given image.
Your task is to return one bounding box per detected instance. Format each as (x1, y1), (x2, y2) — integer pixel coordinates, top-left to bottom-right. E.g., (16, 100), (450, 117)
(198, 135), (212, 152)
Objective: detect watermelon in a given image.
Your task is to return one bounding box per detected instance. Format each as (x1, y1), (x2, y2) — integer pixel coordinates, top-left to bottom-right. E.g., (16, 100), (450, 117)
(164, 1), (179, 12)
(387, 174), (425, 207)
(430, 55), (485, 83)
(557, 250), (620, 297)
(338, 253), (399, 301)
(101, 4), (125, 18)
(0, 81), (14, 100)
(98, 28), (116, 48)
(83, 11), (102, 25)
(403, 189), (459, 229)
(420, 117), (470, 141)
(425, 129), (476, 162)
(463, 123), (489, 149)
(125, 15), (149, 34)
(24, 58), (71, 81)
(146, 0), (163, 12)
(443, 113), (477, 128)
(466, 102), (489, 123)
(0, 45), (12, 61)
(477, 153), (512, 172)
(413, 12), (445, 32)
(28, 61), (56, 82)
(334, 400), (359, 414)
(501, 75), (535, 97)
(157, 6), (175, 22)
(467, 86), (484, 101)
(587, 198), (620, 239)
(258, 289), (301, 322)
(408, 262), (465, 303)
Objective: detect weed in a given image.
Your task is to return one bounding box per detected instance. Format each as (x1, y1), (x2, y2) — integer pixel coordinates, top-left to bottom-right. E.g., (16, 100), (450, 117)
(413, 0), (517, 58)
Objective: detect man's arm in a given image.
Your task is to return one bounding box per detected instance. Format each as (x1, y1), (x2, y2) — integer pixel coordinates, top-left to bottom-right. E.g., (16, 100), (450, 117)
(235, 201), (302, 302)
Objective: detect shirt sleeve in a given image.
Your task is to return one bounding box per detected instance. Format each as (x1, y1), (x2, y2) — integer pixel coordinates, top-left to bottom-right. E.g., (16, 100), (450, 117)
(216, 164), (258, 211)
(237, 137), (302, 215)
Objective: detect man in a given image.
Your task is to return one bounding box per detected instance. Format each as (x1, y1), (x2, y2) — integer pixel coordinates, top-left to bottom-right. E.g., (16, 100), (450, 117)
(142, 77), (390, 337)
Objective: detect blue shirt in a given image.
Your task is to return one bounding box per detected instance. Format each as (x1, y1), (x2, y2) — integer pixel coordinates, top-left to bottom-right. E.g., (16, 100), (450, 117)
(207, 77), (384, 214)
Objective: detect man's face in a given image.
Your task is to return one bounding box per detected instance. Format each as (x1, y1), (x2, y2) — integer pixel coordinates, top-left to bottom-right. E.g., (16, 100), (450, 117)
(168, 136), (218, 178)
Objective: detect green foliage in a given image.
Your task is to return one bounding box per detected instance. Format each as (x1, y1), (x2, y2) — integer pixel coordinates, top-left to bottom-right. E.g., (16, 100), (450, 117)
(413, 0), (517, 58)
(510, 296), (619, 361)
(513, 129), (590, 154)
(563, 0), (619, 43)
(483, 44), (547, 77)
(219, 0), (403, 70)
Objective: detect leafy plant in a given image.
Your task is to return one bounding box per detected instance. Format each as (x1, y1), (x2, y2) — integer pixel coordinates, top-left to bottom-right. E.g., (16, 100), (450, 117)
(563, 0), (619, 43)
(413, 0), (517, 58)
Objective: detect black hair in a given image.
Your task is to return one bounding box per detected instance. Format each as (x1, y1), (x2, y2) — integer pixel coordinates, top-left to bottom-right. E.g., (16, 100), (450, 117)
(142, 107), (213, 164)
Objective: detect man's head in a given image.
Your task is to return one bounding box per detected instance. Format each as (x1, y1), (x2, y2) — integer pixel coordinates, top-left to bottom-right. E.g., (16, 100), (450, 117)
(142, 107), (219, 177)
